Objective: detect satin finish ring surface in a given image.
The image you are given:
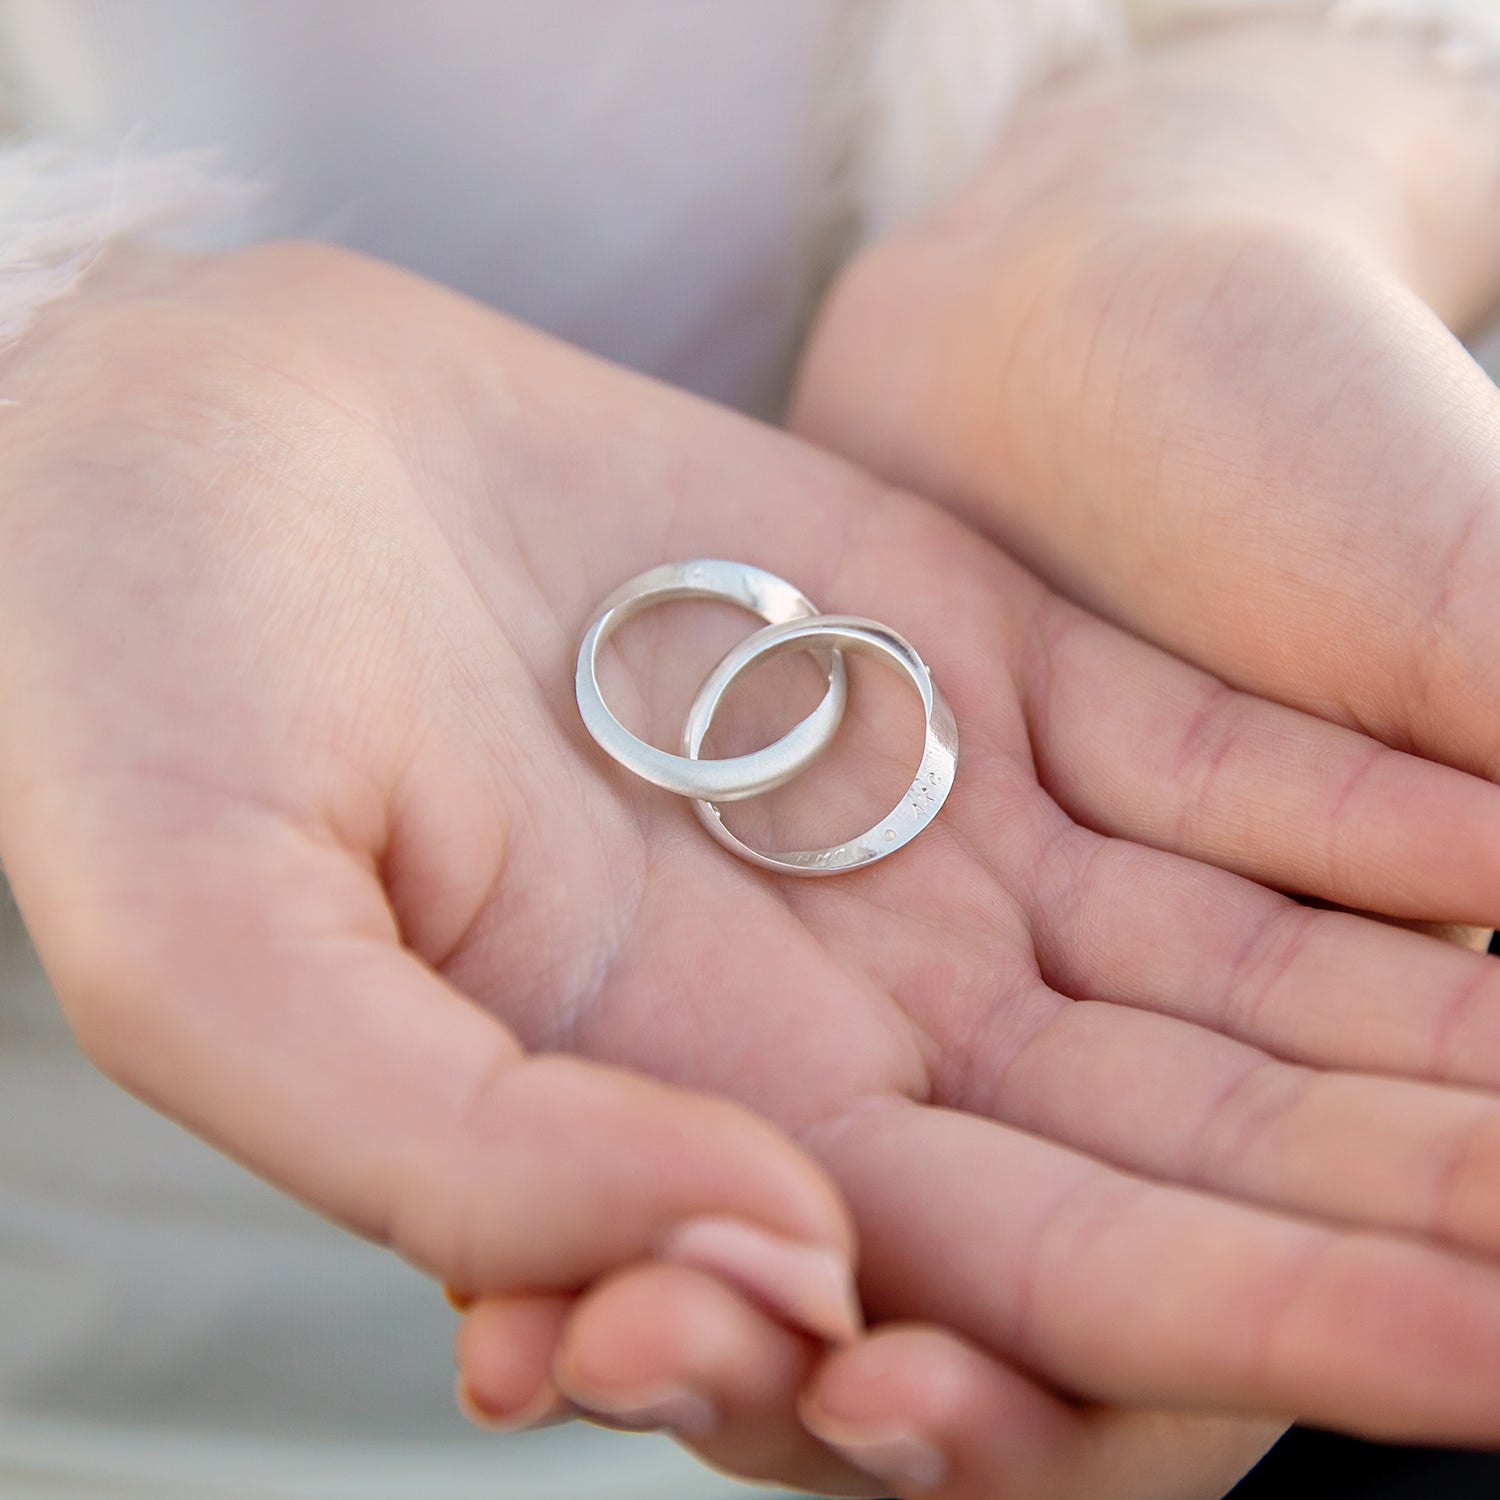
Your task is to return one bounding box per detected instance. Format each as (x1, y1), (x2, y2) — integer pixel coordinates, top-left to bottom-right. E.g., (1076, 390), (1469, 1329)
(575, 559), (847, 802)
(683, 615), (958, 876)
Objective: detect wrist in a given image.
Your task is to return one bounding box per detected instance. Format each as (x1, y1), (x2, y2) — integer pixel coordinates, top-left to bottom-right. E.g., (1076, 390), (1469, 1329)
(791, 16), (1500, 567)
(918, 13), (1500, 332)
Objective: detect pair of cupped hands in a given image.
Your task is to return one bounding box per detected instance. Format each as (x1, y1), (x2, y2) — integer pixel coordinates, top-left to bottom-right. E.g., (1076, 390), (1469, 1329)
(8, 22), (1500, 1500)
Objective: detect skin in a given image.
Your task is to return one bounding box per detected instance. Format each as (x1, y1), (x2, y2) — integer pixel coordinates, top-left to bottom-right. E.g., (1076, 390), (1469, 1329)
(11, 235), (1500, 1500)
(793, 16), (1500, 807)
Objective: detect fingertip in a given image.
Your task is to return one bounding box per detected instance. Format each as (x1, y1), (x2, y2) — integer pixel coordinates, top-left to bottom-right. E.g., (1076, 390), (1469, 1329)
(551, 1262), (774, 1408)
(454, 1294), (574, 1431)
(659, 1216), (863, 1345)
(802, 1325), (1283, 1500)
(798, 1332), (961, 1496)
(554, 1261), (874, 1494)
(800, 1324), (1065, 1497)
(454, 1370), (571, 1432)
(802, 1324), (974, 1437)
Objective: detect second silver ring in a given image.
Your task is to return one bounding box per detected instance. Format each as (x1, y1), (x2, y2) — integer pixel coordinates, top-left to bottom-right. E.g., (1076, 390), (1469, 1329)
(683, 614), (958, 875)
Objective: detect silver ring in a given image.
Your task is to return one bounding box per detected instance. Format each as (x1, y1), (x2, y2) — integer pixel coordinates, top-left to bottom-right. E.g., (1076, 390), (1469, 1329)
(683, 615), (958, 875)
(575, 559), (847, 802)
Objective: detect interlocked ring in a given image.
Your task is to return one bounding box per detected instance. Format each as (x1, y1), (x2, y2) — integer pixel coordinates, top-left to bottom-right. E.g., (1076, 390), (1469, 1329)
(575, 559), (847, 802)
(683, 615), (958, 876)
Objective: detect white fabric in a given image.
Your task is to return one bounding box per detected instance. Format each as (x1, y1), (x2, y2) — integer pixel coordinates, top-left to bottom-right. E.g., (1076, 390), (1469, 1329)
(0, 2), (1497, 1498)
(0, 0), (853, 412)
(1130, 0), (1500, 49)
(816, 0), (1127, 247)
(0, 140), (259, 350)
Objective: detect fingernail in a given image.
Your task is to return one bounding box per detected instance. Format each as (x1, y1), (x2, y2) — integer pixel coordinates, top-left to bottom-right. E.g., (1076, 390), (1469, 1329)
(801, 1411), (948, 1492)
(442, 1282), (475, 1313)
(659, 1217), (863, 1344)
(454, 1373), (568, 1432)
(574, 1382), (721, 1437)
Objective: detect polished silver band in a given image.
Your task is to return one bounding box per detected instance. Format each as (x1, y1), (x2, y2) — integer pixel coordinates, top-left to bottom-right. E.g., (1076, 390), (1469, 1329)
(682, 615), (958, 876)
(574, 559), (847, 802)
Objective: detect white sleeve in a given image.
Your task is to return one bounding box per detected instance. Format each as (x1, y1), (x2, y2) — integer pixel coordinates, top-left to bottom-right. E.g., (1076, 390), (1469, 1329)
(829, 0), (1128, 245)
(839, 0), (1500, 252)
(0, 138), (259, 352)
(1124, 0), (1500, 67)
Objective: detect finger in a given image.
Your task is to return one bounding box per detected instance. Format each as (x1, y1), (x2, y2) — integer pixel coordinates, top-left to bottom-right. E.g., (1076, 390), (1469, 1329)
(1023, 592), (1500, 924)
(1025, 816), (1500, 1089)
(13, 808), (860, 1337)
(550, 1262), (877, 1495)
(1291, 902), (1490, 950)
(957, 977), (1500, 1261)
(1308, 911), (1491, 952)
(802, 1325), (1282, 1500)
(815, 1095), (1500, 1444)
(454, 1294), (576, 1431)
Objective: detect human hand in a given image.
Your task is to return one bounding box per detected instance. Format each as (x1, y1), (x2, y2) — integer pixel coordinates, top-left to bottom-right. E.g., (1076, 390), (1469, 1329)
(8, 245), (1500, 1500)
(791, 15), (1500, 906)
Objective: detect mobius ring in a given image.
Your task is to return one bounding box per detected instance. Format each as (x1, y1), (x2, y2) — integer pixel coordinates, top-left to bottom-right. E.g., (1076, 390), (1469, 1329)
(683, 614), (957, 876)
(574, 559), (847, 802)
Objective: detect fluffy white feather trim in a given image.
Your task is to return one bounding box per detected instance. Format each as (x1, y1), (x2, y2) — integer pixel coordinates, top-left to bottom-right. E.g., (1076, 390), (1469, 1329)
(1128, 0), (1500, 67)
(827, 0), (1127, 245)
(0, 138), (258, 350)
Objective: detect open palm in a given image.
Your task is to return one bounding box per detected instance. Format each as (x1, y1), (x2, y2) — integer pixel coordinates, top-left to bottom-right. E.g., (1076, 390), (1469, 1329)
(7, 245), (1500, 1499)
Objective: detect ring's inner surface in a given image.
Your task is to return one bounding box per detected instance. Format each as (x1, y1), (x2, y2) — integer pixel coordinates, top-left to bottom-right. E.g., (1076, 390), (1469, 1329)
(697, 637), (927, 855)
(597, 596), (830, 755)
